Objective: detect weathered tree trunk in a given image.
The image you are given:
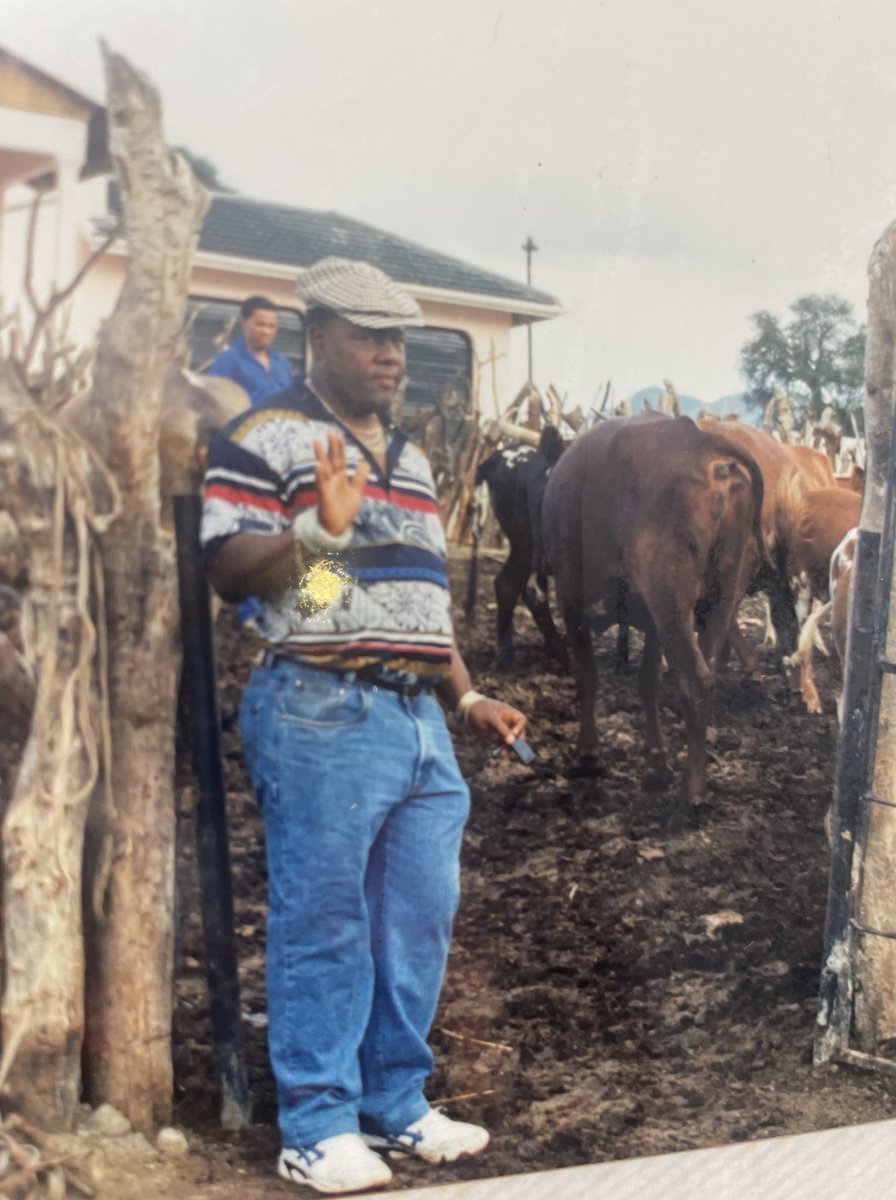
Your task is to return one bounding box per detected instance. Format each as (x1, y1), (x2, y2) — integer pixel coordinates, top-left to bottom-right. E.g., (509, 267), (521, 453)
(0, 631), (34, 738)
(77, 46), (209, 1128)
(853, 217), (896, 1051)
(0, 365), (98, 1128)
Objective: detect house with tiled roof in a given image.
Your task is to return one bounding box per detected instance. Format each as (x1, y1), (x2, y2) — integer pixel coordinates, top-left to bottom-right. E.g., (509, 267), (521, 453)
(1, 46), (562, 417)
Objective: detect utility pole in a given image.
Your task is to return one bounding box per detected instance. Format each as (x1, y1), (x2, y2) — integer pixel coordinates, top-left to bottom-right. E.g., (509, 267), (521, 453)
(522, 236), (537, 382)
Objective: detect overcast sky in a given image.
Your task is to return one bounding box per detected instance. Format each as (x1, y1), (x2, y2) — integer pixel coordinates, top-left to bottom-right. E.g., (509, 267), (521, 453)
(4, 0), (896, 408)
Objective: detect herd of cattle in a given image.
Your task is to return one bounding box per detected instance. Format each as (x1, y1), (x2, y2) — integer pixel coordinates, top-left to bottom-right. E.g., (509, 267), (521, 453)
(469, 413), (862, 830)
(160, 370), (861, 830)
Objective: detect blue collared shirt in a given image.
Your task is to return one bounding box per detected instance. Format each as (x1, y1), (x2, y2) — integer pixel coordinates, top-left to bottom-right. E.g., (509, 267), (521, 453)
(207, 337), (294, 405)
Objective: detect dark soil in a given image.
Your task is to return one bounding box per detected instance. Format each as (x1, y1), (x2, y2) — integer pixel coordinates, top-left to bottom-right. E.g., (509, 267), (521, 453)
(171, 550), (896, 1194)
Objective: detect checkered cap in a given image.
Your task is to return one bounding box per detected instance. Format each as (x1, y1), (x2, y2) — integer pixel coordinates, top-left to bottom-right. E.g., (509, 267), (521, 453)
(294, 257), (424, 328)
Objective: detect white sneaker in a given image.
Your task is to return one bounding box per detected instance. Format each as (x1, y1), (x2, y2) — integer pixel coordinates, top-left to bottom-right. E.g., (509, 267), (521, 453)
(362, 1108), (490, 1164)
(277, 1133), (393, 1194)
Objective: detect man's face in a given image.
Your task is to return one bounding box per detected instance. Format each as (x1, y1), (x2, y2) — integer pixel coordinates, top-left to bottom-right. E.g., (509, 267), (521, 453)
(313, 316), (406, 418)
(242, 307), (278, 354)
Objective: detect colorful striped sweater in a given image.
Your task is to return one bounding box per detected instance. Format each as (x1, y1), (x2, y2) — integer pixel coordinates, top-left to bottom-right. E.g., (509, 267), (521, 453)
(200, 379), (454, 677)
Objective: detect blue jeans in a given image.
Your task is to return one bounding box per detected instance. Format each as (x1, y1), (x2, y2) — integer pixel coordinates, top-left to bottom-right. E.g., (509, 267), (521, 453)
(238, 658), (470, 1149)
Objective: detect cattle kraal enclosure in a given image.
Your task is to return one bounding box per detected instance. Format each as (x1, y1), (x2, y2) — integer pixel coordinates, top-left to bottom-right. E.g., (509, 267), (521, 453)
(164, 561), (896, 1195)
(4, 40), (896, 1200)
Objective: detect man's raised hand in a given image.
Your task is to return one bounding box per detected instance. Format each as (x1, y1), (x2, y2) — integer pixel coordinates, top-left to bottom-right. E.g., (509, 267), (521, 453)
(313, 433), (370, 535)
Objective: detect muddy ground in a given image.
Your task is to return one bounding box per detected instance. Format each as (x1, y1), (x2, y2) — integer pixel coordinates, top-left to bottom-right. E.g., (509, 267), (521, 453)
(169, 551), (896, 1196)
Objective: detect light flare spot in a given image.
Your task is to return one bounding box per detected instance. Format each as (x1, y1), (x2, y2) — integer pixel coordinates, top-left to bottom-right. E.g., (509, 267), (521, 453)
(296, 557), (351, 615)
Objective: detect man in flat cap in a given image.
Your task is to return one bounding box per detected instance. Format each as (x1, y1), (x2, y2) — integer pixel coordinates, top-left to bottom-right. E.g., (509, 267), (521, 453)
(201, 257), (526, 1194)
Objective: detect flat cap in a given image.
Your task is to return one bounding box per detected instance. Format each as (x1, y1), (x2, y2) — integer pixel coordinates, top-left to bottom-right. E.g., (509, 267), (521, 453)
(295, 256), (424, 328)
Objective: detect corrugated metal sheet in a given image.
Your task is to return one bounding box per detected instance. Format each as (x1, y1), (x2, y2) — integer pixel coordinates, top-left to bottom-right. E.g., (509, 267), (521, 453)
(361, 1117), (896, 1200)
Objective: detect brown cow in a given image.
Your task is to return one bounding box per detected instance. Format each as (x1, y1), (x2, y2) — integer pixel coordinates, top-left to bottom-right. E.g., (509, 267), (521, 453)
(778, 480), (861, 623)
(785, 443), (836, 490)
(541, 413), (765, 826)
(696, 420), (837, 656)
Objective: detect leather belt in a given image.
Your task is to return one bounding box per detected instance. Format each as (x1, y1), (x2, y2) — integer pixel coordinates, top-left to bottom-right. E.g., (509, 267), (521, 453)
(261, 650), (433, 698)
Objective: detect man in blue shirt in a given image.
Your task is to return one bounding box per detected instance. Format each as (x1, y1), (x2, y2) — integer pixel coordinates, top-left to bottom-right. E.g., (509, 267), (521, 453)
(208, 294), (293, 404)
(208, 295), (294, 625)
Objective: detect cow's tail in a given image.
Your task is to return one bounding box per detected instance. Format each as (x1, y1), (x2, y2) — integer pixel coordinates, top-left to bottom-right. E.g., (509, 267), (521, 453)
(741, 450), (767, 567)
(702, 431), (769, 570)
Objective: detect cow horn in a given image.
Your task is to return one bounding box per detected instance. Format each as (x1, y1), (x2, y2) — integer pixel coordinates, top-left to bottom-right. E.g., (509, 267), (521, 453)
(496, 416), (541, 447)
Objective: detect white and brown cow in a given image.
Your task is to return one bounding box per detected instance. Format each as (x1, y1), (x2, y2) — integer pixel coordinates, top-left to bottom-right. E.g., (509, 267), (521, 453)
(776, 478), (860, 714)
(787, 525), (857, 720)
(777, 479), (861, 624)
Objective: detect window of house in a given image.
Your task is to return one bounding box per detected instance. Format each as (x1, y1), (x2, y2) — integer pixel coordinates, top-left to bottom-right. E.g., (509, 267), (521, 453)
(183, 304), (471, 434)
(402, 327), (472, 419)
(185, 297), (305, 373)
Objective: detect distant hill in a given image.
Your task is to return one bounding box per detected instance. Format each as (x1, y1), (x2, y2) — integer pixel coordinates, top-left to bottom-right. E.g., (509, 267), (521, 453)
(628, 388), (760, 426)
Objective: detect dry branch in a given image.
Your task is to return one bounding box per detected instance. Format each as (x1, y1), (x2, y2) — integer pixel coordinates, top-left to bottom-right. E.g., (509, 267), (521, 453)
(502, 381), (539, 421)
(429, 1089), (497, 1106)
(545, 384), (563, 427)
(1, 1114), (96, 1198)
(563, 405), (585, 433)
(437, 1027), (514, 1053)
(21, 193), (121, 378)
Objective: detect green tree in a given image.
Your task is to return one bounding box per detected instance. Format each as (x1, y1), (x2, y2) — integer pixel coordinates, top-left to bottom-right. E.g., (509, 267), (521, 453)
(740, 294), (866, 429)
